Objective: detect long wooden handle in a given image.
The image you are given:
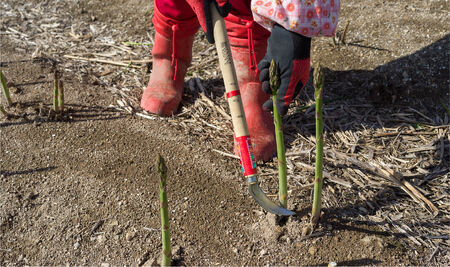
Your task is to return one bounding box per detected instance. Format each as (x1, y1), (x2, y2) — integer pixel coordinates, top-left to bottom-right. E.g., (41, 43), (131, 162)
(211, 5), (248, 138)
(211, 4), (257, 177)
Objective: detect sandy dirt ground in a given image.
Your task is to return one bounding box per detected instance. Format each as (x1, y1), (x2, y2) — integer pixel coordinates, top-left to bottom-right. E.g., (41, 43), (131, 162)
(1, 0), (449, 265)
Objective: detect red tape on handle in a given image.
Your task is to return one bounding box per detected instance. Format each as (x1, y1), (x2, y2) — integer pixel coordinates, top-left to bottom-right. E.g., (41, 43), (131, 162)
(235, 135), (257, 176)
(226, 90), (240, 99)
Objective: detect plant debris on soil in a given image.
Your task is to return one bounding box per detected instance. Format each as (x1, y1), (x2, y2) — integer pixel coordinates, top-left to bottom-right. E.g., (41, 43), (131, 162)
(1, 0), (449, 266)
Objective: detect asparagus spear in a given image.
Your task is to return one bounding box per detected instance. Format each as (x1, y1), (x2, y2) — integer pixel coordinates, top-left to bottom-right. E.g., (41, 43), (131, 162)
(0, 70), (12, 106)
(311, 64), (325, 225)
(58, 80), (64, 113)
(157, 155), (171, 266)
(269, 60), (288, 208)
(53, 70), (59, 112)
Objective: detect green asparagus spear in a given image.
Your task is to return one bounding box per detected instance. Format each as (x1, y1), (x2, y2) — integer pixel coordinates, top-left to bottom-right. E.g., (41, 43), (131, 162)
(269, 60), (288, 208)
(311, 64), (325, 225)
(58, 80), (64, 113)
(0, 70), (12, 106)
(53, 70), (59, 112)
(157, 155), (171, 266)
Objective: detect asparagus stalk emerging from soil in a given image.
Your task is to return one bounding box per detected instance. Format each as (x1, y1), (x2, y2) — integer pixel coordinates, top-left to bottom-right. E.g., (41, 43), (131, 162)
(53, 70), (59, 112)
(58, 80), (64, 113)
(269, 60), (288, 208)
(0, 70), (12, 106)
(311, 64), (325, 225)
(157, 155), (171, 266)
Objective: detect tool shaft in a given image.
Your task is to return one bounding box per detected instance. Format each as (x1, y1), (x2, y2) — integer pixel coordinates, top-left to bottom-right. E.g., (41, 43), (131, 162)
(210, 4), (294, 216)
(211, 3), (257, 177)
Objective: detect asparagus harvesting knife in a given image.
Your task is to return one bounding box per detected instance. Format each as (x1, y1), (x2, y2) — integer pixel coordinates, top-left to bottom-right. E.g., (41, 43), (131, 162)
(210, 3), (295, 216)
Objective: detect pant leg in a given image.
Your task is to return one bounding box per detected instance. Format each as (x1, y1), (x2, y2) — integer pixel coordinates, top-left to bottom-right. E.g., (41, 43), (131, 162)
(157, 0), (253, 21)
(154, 0), (269, 46)
(229, 0), (252, 17)
(155, 0), (196, 20)
(226, 0), (270, 46)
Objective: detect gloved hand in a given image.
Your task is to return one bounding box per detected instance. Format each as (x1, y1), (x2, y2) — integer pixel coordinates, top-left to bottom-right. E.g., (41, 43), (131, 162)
(258, 24), (311, 116)
(186, 0), (232, 44)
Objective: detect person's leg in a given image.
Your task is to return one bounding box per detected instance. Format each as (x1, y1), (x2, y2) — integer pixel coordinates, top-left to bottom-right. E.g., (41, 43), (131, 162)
(155, 0), (196, 20)
(140, 1), (199, 116)
(225, 1), (275, 162)
(228, 0), (252, 17)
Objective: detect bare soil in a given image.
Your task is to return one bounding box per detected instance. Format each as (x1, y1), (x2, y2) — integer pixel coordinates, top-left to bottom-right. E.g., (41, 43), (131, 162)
(1, 0), (449, 266)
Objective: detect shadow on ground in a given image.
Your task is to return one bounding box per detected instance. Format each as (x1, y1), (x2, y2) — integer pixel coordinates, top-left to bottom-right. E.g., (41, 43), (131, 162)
(0, 103), (126, 128)
(0, 167), (56, 178)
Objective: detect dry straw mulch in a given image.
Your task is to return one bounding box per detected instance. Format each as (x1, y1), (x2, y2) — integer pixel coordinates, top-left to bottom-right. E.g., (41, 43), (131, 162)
(2, 0), (448, 261)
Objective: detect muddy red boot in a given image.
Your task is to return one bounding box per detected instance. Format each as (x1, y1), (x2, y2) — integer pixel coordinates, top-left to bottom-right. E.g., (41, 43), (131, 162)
(225, 14), (275, 162)
(140, 5), (199, 116)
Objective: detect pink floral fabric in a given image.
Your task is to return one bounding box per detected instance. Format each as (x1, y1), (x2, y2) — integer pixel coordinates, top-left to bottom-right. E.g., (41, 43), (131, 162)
(251, 0), (340, 37)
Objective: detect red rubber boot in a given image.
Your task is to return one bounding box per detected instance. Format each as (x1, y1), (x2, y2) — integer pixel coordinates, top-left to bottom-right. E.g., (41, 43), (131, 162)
(140, 5), (199, 116)
(225, 14), (276, 162)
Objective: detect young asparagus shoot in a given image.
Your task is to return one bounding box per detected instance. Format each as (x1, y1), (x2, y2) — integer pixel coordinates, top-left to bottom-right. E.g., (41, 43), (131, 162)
(311, 64), (325, 225)
(53, 70), (59, 112)
(157, 154), (172, 266)
(270, 59), (288, 208)
(0, 70), (12, 106)
(58, 80), (64, 113)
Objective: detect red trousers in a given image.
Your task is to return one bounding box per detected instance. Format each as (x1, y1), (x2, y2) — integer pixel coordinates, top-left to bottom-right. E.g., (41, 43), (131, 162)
(154, 0), (269, 45)
(156, 0), (252, 21)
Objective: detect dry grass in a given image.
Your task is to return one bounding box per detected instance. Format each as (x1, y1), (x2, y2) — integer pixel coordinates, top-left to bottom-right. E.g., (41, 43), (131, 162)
(1, 0), (448, 260)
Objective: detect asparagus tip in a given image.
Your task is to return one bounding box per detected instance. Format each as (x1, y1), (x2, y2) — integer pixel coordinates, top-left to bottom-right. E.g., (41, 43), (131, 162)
(313, 63), (324, 90)
(269, 59), (280, 94)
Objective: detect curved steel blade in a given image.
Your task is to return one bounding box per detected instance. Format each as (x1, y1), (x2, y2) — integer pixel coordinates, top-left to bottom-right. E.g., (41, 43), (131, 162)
(248, 176), (295, 216)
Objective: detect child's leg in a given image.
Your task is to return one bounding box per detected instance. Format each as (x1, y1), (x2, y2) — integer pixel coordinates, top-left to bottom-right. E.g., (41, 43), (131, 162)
(143, 0), (276, 161)
(140, 1), (199, 116)
(155, 0), (196, 20)
(228, 0), (252, 17)
(224, 1), (276, 162)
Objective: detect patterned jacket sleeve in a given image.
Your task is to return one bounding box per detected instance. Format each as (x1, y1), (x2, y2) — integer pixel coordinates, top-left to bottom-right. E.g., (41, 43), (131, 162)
(251, 0), (340, 37)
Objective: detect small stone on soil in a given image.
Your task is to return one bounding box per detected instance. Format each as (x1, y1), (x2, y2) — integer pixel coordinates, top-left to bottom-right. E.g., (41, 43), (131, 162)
(172, 245), (181, 258)
(302, 225), (313, 236)
(260, 249), (268, 256)
(143, 258), (160, 267)
(126, 231), (136, 241)
(97, 234), (106, 243)
(11, 86), (21, 94)
(361, 235), (384, 248)
(266, 213), (276, 225)
(308, 246), (318, 255)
